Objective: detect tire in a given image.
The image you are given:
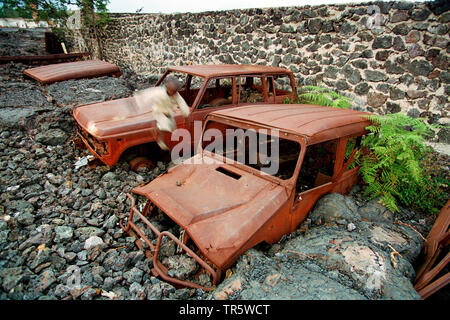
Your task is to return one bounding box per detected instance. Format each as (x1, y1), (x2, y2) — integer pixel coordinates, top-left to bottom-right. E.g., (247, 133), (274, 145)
(129, 156), (155, 171)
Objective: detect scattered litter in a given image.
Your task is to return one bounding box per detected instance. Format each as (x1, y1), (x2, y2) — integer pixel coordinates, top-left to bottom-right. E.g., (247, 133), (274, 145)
(347, 222), (356, 232)
(395, 221), (426, 241)
(388, 244), (402, 269)
(101, 290), (119, 300)
(419, 219), (426, 226)
(74, 155), (94, 170)
(86, 88), (102, 93)
(6, 185), (20, 191)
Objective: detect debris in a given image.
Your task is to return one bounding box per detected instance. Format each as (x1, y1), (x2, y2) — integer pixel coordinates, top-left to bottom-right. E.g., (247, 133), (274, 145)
(122, 105), (371, 289)
(84, 235), (104, 250)
(414, 200), (449, 299)
(395, 221), (426, 241)
(388, 244), (402, 269)
(72, 65), (296, 167)
(23, 60), (121, 84)
(347, 222), (357, 232)
(74, 155), (94, 170)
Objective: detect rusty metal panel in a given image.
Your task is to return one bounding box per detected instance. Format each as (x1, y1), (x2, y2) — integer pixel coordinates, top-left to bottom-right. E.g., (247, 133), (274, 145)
(73, 97), (159, 166)
(73, 97), (156, 138)
(23, 59), (120, 84)
(132, 155), (289, 270)
(414, 200), (450, 299)
(169, 64), (293, 78)
(208, 104), (372, 144)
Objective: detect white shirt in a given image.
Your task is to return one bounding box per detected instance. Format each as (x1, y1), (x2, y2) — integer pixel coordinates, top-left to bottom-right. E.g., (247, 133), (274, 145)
(134, 86), (190, 118)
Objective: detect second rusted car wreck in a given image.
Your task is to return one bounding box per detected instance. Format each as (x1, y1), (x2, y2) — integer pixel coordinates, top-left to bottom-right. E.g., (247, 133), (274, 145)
(121, 104), (372, 290)
(73, 64), (297, 169)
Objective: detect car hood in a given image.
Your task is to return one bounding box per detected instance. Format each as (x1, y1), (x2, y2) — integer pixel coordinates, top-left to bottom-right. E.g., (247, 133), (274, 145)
(73, 97), (156, 138)
(132, 153), (289, 268)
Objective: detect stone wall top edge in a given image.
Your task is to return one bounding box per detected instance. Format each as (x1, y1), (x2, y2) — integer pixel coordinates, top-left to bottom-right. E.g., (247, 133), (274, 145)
(106, 1), (431, 19)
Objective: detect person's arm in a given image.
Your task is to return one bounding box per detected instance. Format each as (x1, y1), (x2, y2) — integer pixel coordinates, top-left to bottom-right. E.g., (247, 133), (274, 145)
(173, 92), (190, 118)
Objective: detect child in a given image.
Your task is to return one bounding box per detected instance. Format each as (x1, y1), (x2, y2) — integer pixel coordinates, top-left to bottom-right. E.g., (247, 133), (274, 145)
(134, 78), (189, 150)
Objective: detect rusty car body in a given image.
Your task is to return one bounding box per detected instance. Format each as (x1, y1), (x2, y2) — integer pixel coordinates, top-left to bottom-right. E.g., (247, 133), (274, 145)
(23, 59), (121, 84)
(414, 200), (449, 299)
(72, 64), (297, 167)
(121, 104), (372, 290)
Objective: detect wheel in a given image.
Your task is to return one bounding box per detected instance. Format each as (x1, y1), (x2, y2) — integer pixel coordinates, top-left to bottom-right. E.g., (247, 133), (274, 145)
(129, 156), (155, 171)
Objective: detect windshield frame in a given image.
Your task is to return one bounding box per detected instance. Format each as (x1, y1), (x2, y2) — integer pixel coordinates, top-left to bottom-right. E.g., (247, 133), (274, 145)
(198, 115), (306, 188)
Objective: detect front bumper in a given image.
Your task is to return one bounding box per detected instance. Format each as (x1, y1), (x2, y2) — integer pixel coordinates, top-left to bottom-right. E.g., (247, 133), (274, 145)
(120, 194), (221, 291)
(76, 123), (109, 159)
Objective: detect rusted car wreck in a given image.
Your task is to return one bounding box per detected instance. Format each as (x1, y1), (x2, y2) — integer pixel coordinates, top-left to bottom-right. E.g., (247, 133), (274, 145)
(414, 200), (449, 299)
(73, 64), (297, 169)
(121, 104), (371, 290)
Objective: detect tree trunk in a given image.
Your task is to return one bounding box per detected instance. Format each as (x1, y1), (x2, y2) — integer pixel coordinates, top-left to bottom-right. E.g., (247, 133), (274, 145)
(81, 0), (103, 60)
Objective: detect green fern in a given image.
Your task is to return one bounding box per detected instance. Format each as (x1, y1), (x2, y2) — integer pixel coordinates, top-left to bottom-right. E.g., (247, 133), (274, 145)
(285, 87), (448, 214)
(283, 85), (352, 109)
(356, 113), (445, 213)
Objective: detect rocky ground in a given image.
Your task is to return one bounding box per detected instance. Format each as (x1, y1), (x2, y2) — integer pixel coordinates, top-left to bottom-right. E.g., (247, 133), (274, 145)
(0, 28), (48, 57)
(0, 60), (448, 300)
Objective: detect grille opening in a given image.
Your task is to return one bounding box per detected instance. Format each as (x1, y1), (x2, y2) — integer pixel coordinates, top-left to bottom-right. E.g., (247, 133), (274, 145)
(216, 167), (241, 180)
(132, 196), (214, 288)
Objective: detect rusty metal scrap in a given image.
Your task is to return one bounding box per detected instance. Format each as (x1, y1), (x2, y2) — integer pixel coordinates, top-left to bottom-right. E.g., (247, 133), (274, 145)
(23, 59), (120, 84)
(119, 194), (220, 291)
(414, 200), (449, 299)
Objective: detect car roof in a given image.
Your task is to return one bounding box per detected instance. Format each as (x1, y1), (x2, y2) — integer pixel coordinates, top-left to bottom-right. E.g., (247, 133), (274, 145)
(168, 64), (293, 78)
(208, 104), (372, 144)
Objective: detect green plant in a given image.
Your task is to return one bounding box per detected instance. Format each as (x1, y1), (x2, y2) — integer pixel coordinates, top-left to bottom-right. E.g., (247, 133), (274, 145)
(285, 86), (447, 213)
(283, 85), (352, 109)
(356, 113), (445, 213)
(0, 0), (110, 58)
(0, 0), (70, 20)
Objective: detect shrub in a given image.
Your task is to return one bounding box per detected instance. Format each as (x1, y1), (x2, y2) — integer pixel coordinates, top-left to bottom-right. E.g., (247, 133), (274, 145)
(356, 113), (447, 213)
(283, 85), (352, 108)
(285, 86), (448, 213)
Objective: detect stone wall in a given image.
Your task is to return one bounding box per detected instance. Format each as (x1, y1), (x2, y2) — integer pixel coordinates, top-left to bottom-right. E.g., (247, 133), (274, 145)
(69, 1), (450, 129)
